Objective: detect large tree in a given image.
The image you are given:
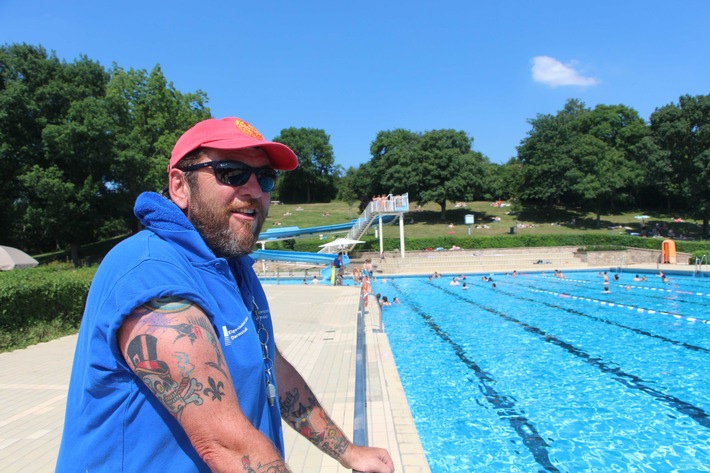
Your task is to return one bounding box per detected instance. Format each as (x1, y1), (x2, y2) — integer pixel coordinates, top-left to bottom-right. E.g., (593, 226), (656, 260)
(0, 43), (210, 259)
(0, 44), (112, 255)
(0, 44), (73, 247)
(515, 99), (589, 205)
(369, 128), (487, 219)
(566, 104), (647, 226)
(650, 94), (710, 237)
(105, 64), (210, 231)
(273, 127), (338, 203)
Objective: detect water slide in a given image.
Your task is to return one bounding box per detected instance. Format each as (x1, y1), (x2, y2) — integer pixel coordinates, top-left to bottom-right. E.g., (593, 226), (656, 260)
(254, 211), (397, 272)
(257, 215), (397, 242)
(251, 250), (349, 283)
(252, 250), (350, 266)
(257, 221), (356, 241)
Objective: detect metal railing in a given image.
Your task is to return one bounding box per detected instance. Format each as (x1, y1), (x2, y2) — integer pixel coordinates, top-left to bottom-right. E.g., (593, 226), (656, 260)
(616, 254), (626, 272)
(695, 254), (708, 276)
(353, 285), (369, 446)
(345, 193), (409, 242)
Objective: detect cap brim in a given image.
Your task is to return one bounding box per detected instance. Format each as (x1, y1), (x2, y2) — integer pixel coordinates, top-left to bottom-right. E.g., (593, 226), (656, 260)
(203, 140), (298, 171)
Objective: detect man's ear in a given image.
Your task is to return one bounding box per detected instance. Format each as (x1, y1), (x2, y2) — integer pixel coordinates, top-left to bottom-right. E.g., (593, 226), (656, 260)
(168, 169), (190, 210)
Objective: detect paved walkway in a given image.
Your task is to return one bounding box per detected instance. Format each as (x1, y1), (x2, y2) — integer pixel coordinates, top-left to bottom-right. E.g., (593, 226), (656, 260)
(0, 286), (430, 473)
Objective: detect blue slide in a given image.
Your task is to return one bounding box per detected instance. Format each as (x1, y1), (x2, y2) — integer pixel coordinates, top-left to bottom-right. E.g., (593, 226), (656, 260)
(258, 221), (356, 240)
(252, 250), (350, 266)
(252, 250), (349, 283)
(257, 215), (396, 241)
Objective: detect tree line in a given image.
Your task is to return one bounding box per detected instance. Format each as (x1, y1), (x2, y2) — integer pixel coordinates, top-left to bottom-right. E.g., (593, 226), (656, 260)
(338, 97), (709, 238)
(1, 43), (708, 259)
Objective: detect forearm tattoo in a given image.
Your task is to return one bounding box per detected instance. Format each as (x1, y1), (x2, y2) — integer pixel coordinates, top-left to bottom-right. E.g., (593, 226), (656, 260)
(279, 388), (349, 459)
(125, 297), (229, 420)
(240, 456), (290, 472)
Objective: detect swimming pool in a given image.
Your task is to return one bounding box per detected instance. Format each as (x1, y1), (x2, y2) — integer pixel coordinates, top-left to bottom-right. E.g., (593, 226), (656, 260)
(373, 271), (710, 472)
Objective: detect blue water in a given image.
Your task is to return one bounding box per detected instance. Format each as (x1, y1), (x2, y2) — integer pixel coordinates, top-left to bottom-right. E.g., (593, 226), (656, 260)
(373, 271), (710, 472)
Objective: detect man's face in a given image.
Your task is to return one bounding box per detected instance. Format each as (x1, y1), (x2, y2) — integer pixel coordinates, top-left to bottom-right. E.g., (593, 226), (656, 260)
(184, 148), (272, 258)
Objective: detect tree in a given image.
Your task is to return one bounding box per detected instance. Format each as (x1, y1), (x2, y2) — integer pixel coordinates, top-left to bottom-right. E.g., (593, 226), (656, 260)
(485, 159), (518, 202)
(515, 99), (589, 205)
(0, 44), (72, 247)
(0, 45), (113, 257)
(651, 94), (710, 237)
(105, 64), (210, 231)
(0, 43), (211, 260)
(566, 104), (647, 226)
(336, 166), (364, 208)
(418, 130), (486, 219)
(368, 129), (422, 198)
(368, 128), (487, 219)
(273, 128), (338, 203)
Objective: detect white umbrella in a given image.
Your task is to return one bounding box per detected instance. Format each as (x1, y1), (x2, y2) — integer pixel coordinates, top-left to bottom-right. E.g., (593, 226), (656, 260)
(0, 245), (39, 270)
(318, 238), (366, 248)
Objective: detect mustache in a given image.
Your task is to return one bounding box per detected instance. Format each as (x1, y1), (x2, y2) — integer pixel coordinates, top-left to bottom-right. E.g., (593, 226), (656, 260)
(227, 199), (264, 214)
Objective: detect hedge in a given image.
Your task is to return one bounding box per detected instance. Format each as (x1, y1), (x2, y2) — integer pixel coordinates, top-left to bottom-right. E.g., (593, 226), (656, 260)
(284, 234), (710, 254)
(0, 264), (96, 351)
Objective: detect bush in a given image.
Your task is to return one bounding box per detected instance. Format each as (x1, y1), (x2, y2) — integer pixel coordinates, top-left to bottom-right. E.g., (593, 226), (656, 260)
(278, 234), (710, 255)
(0, 264), (96, 352)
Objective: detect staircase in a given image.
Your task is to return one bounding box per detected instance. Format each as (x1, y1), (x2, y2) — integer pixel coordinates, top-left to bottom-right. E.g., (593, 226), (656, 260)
(317, 194), (409, 254)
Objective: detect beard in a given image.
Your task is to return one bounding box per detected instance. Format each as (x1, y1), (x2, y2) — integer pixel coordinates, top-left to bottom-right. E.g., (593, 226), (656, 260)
(187, 187), (267, 259)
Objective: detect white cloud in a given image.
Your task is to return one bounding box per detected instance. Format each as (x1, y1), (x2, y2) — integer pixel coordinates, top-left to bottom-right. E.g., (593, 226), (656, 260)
(531, 56), (598, 87)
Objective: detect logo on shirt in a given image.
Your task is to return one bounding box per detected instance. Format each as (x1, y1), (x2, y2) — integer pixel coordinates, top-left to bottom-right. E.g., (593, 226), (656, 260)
(222, 315), (249, 346)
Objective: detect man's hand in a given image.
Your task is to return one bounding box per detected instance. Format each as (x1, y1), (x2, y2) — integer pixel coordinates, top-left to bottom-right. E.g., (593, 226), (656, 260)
(275, 349), (394, 472)
(341, 445), (395, 473)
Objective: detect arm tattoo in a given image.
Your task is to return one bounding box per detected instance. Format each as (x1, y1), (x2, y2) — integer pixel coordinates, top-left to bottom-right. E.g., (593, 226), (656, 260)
(142, 297), (229, 378)
(126, 297), (232, 419)
(279, 388), (299, 418)
(126, 334), (203, 421)
(280, 389), (349, 459)
(241, 456), (290, 472)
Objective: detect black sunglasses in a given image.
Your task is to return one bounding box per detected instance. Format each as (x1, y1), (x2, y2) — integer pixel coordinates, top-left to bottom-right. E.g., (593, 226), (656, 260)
(179, 160), (278, 192)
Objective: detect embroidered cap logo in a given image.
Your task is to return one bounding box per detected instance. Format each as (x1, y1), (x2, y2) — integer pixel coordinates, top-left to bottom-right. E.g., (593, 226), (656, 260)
(234, 118), (264, 140)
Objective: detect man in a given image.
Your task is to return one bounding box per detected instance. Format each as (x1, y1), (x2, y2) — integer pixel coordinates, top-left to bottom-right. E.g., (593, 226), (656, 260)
(331, 252), (345, 285)
(56, 117), (394, 472)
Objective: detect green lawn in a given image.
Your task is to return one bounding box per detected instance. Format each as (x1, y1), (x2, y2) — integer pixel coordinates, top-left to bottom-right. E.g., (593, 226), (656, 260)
(265, 200), (702, 241)
(32, 200), (706, 264)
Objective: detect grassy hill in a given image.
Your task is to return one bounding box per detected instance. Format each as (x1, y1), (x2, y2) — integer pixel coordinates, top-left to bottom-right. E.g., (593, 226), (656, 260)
(264, 200), (702, 241)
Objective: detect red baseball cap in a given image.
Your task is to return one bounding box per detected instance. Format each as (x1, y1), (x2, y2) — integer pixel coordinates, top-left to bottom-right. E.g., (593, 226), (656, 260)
(169, 117), (298, 171)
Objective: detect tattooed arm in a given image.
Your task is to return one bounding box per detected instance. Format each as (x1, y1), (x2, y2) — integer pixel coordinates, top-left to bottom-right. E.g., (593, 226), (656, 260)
(275, 347), (394, 473)
(118, 297), (292, 473)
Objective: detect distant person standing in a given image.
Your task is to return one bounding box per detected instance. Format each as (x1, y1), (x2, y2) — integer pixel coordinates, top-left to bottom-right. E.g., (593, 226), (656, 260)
(331, 252), (345, 285)
(362, 258), (374, 279)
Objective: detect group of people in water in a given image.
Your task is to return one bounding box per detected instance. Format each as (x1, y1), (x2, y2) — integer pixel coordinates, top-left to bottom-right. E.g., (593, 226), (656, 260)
(599, 269), (669, 293)
(303, 252), (675, 304)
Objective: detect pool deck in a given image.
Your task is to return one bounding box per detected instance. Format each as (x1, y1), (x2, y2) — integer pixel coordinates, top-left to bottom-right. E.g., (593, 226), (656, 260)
(0, 285), (430, 473)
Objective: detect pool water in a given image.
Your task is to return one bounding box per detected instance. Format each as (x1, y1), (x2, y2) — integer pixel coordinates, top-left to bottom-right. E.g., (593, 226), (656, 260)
(374, 271), (710, 472)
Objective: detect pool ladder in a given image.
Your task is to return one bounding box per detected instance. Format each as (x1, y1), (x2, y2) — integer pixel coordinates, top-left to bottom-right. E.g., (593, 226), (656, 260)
(616, 254), (627, 273)
(695, 254), (708, 277)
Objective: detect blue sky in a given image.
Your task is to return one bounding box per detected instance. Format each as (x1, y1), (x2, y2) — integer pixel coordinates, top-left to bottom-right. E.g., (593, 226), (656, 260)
(1, 1), (708, 169)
